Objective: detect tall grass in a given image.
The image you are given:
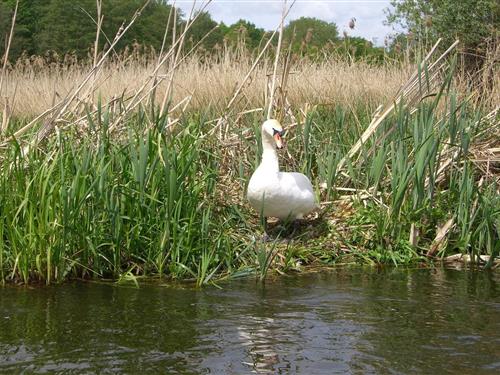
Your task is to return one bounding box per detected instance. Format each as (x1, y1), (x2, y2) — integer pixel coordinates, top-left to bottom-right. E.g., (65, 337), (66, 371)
(0, 3), (498, 283)
(1, 73), (497, 285)
(329, 97), (499, 265)
(2, 49), (413, 118)
(0, 110), (258, 284)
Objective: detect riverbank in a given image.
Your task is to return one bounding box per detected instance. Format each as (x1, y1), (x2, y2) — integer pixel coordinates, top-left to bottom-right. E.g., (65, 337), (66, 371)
(0, 92), (498, 284)
(1, 35), (499, 285)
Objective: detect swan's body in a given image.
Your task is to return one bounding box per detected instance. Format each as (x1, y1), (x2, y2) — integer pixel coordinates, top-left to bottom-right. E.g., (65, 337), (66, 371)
(247, 119), (317, 220)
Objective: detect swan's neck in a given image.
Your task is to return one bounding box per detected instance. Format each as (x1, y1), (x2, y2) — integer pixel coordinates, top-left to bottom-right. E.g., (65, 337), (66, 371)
(259, 135), (279, 173)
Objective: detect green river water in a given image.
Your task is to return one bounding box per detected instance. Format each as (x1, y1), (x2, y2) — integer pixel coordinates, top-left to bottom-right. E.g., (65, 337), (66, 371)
(1, 267), (499, 374)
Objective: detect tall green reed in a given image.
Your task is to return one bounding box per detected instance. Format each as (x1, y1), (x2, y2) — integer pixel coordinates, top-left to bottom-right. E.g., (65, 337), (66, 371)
(0, 110), (252, 284)
(0, 74), (496, 283)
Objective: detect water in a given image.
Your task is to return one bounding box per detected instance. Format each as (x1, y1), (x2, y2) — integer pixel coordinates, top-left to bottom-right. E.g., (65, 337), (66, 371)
(1, 268), (499, 374)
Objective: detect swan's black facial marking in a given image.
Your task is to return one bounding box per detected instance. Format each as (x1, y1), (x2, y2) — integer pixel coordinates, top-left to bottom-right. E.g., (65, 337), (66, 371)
(272, 128), (285, 149)
(272, 128), (285, 137)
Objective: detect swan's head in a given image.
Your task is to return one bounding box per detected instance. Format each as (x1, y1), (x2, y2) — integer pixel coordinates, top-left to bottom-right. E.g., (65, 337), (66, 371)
(262, 119), (285, 149)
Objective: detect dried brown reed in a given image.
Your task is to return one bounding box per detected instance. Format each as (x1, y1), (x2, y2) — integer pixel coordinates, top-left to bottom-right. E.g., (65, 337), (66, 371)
(2, 50), (410, 118)
(336, 38), (459, 173)
(0, 0), (496, 152)
(0, 0), (18, 135)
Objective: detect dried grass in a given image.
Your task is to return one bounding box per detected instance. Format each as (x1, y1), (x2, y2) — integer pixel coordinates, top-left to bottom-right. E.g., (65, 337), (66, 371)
(2, 51), (411, 119)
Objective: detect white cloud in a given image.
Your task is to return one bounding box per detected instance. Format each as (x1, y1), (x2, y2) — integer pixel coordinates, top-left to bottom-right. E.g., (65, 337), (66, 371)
(174, 0), (397, 46)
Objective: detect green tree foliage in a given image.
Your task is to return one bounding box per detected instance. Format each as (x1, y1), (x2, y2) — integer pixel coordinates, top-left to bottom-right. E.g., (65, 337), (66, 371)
(1, 0), (43, 58)
(35, 0), (96, 56)
(340, 36), (385, 62)
(0, 1), (384, 63)
(102, 0), (178, 52)
(386, 0), (499, 54)
(221, 19), (267, 50)
(284, 17), (339, 54)
(0, 2), (11, 56)
(185, 11), (224, 50)
(1, 0), (179, 59)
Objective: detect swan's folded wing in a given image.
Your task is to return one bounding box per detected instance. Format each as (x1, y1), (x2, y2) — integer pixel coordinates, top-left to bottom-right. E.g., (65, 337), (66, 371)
(279, 172), (314, 196)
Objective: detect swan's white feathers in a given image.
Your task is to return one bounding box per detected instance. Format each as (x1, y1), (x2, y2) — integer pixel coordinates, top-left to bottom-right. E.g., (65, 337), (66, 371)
(248, 170), (316, 220)
(247, 119), (317, 220)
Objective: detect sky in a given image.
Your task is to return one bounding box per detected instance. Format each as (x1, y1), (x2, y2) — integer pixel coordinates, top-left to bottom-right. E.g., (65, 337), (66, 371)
(175, 0), (399, 46)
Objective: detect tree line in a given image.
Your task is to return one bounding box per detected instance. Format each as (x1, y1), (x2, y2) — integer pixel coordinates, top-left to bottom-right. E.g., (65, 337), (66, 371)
(1, 0), (497, 64)
(386, 0), (498, 68)
(0, 0), (384, 62)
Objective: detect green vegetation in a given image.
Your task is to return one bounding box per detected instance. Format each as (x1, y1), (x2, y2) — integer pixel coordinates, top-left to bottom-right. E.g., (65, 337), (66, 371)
(386, 0), (499, 47)
(1, 0), (180, 58)
(386, 0), (499, 67)
(0, 68), (498, 285)
(283, 17), (338, 53)
(220, 19), (268, 51)
(0, 1), (497, 285)
(0, 0), (383, 61)
(0, 114), (252, 285)
(2, 0), (499, 64)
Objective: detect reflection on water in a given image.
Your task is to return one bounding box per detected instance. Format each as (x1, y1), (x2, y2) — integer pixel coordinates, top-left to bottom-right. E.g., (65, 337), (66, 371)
(1, 268), (499, 374)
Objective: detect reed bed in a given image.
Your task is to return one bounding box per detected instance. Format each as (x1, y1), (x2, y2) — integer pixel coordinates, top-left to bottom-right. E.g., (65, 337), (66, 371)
(0, 80), (498, 285)
(0, 118), (257, 284)
(2, 51), (411, 118)
(0, 2), (498, 285)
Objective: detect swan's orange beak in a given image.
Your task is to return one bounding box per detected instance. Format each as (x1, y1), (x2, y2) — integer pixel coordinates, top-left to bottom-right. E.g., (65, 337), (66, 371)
(274, 133), (284, 149)
(273, 128), (285, 149)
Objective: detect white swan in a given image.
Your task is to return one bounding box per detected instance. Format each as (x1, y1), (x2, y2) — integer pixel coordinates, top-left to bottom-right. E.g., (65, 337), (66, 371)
(247, 119), (317, 221)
